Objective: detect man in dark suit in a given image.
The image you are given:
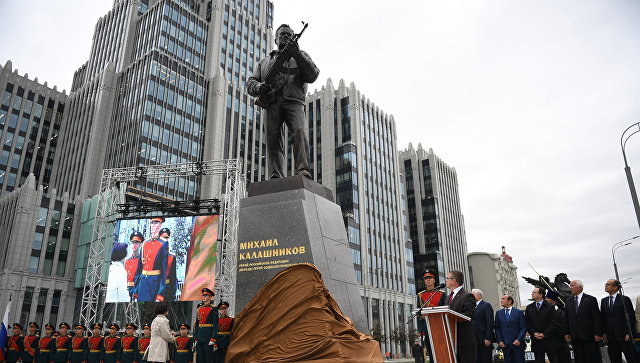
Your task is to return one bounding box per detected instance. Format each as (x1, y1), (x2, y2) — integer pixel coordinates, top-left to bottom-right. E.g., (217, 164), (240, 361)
(525, 286), (560, 363)
(495, 295), (527, 363)
(563, 279), (602, 363)
(471, 289), (494, 363)
(601, 279), (637, 363)
(544, 290), (571, 363)
(440, 270), (476, 363)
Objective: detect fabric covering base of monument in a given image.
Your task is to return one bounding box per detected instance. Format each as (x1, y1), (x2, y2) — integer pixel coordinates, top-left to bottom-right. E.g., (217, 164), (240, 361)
(226, 263), (382, 362)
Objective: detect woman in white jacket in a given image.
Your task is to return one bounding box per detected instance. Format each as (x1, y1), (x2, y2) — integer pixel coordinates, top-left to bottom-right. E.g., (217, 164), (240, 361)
(145, 302), (176, 362)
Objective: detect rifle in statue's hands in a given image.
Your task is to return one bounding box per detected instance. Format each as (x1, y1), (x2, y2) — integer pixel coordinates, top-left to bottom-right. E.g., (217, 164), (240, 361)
(255, 22), (308, 109)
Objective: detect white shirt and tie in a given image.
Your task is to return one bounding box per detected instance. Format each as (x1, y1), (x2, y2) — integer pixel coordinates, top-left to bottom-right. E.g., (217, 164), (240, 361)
(573, 292), (584, 311)
(448, 286), (463, 304)
(608, 292), (618, 309)
(505, 307), (512, 319)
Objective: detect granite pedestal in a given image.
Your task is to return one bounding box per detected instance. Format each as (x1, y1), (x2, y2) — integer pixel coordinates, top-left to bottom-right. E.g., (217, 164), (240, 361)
(235, 175), (367, 332)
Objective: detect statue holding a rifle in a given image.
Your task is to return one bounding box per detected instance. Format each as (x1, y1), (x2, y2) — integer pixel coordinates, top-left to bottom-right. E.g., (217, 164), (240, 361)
(247, 22), (319, 180)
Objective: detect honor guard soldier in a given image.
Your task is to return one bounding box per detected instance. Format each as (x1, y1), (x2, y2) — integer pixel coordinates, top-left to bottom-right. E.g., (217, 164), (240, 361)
(160, 228), (177, 301)
(54, 322), (72, 363)
(173, 323), (194, 363)
(103, 323), (121, 363)
(214, 302), (234, 363)
(70, 324), (88, 363)
(194, 288), (218, 363)
(135, 217), (169, 302)
(22, 321), (40, 363)
(120, 323), (138, 363)
(36, 324), (55, 363)
(126, 232), (144, 298)
(137, 323), (151, 363)
(136, 323), (151, 363)
(416, 269), (444, 362)
(6, 323), (24, 363)
(87, 323), (104, 363)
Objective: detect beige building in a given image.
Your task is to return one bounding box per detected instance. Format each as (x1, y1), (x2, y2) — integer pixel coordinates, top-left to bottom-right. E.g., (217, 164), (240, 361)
(0, 175), (81, 327)
(468, 246), (520, 311)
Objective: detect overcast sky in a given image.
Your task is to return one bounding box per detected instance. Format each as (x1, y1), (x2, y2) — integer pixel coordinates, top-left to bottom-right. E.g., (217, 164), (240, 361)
(1, 0), (639, 307)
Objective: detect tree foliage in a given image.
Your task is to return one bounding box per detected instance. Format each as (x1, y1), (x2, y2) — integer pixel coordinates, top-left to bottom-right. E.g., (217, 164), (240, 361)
(370, 322), (387, 343)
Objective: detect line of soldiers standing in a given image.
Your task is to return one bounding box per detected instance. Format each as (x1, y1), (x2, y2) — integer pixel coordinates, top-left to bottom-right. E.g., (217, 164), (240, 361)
(4, 321), (152, 363)
(416, 270), (638, 363)
(5, 288), (234, 363)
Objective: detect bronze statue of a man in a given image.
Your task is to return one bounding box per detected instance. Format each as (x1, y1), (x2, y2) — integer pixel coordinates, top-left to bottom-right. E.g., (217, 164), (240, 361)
(247, 24), (319, 179)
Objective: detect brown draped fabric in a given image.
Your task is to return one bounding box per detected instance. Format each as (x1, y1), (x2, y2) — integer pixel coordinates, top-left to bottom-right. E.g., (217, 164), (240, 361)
(226, 263), (382, 362)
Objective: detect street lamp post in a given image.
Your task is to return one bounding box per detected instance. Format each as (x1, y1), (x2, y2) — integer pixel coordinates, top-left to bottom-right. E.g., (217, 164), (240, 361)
(611, 235), (638, 354)
(621, 123), (640, 229)
(611, 236), (638, 282)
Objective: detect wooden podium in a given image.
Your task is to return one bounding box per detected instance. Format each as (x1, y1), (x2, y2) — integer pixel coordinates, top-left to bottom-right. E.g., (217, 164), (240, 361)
(415, 306), (471, 363)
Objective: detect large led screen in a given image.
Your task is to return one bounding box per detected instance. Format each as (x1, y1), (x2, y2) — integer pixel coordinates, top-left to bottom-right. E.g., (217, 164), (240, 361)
(105, 215), (219, 303)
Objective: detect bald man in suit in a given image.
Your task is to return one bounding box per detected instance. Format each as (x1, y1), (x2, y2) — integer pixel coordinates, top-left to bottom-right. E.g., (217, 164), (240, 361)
(563, 280), (602, 363)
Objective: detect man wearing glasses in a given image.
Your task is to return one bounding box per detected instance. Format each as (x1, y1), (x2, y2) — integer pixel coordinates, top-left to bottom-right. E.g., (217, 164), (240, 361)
(441, 270), (477, 363)
(601, 279), (636, 363)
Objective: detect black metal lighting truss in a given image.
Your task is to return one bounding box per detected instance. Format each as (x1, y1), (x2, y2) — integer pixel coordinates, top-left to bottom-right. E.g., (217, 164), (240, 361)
(117, 198), (221, 218)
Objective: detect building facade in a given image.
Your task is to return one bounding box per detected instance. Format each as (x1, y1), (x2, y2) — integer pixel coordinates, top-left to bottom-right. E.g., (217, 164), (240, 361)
(0, 61), (67, 197)
(399, 143), (470, 291)
(52, 0), (233, 200)
(0, 175), (81, 328)
(468, 246), (521, 311)
(214, 0), (273, 183)
(41, 0), (273, 325)
(306, 78), (415, 356)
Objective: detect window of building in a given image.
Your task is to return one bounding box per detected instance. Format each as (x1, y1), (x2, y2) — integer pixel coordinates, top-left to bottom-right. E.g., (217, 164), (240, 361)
(8, 113), (18, 129)
(6, 172), (16, 187)
(11, 154), (20, 169)
(19, 287), (34, 326)
(56, 236), (70, 277)
(29, 232), (43, 273)
(33, 104), (43, 118)
(34, 289), (48, 327)
(12, 96), (22, 111)
(43, 233), (57, 275)
(1, 92), (11, 107)
(37, 207), (48, 226)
